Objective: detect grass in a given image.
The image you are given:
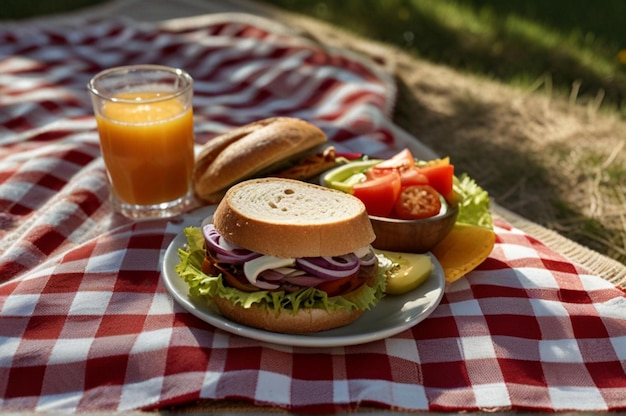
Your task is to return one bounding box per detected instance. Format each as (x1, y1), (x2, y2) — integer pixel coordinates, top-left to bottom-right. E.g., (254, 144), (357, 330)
(4, 0), (625, 110)
(260, 0), (626, 114)
(4, 0), (624, 111)
(0, 0), (107, 19)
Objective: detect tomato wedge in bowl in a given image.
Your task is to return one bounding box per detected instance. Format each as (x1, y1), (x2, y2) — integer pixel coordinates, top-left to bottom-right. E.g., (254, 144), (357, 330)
(320, 149), (459, 253)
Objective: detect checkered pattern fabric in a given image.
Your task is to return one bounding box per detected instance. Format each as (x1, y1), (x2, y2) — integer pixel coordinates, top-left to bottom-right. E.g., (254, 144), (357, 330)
(1, 14), (625, 413)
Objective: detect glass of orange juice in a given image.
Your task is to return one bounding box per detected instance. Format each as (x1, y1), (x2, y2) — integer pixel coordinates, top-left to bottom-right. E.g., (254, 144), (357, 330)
(87, 65), (195, 219)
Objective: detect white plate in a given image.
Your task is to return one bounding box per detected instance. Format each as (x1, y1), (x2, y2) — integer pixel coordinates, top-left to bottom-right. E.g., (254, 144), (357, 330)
(161, 219), (446, 348)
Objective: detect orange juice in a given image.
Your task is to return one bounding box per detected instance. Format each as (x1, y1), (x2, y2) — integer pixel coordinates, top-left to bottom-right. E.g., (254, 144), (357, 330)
(96, 92), (194, 206)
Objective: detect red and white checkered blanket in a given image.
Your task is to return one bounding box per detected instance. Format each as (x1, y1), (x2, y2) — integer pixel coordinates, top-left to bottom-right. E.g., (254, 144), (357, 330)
(1, 14), (625, 413)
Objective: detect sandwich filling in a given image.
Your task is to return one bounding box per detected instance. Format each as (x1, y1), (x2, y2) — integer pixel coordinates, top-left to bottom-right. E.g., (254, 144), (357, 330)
(176, 226), (387, 314)
(202, 224), (377, 296)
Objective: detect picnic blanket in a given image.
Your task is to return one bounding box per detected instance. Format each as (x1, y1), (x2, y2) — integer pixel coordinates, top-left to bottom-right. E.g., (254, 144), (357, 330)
(1, 13), (625, 413)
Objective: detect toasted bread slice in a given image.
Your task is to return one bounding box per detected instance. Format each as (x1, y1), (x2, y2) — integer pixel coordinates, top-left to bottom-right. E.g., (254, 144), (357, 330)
(212, 178), (375, 258)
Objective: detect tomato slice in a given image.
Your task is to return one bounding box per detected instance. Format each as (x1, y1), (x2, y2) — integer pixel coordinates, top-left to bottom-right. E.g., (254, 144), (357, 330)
(393, 184), (442, 220)
(352, 170), (401, 217)
(207, 260), (259, 292)
(315, 272), (363, 297)
(418, 163), (454, 201)
(399, 167), (428, 188)
(372, 148), (415, 171)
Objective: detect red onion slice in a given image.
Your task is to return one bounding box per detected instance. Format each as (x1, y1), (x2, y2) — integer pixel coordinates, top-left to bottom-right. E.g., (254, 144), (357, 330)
(358, 247), (377, 267)
(296, 253), (360, 280)
(203, 224), (261, 264)
(251, 280), (280, 290)
(321, 255), (359, 270)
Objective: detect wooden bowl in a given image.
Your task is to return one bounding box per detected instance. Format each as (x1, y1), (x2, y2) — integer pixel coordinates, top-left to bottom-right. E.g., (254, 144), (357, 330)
(369, 202), (458, 253)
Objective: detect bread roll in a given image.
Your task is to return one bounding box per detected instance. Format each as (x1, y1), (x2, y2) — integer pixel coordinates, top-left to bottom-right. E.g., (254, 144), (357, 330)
(193, 117), (327, 203)
(213, 296), (364, 334)
(212, 178), (376, 258)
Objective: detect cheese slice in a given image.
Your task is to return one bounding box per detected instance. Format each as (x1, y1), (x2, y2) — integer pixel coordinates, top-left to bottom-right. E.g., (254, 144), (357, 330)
(244, 255), (296, 288)
(432, 223), (495, 283)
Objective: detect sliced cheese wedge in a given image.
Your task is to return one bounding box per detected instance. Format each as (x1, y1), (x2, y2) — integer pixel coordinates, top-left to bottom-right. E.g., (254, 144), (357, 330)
(432, 223), (496, 283)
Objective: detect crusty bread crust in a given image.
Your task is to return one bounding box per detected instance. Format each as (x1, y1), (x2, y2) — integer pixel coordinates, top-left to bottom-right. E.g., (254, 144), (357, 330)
(193, 117), (327, 203)
(212, 178), (376, 258)
(213, 296), (364, 334)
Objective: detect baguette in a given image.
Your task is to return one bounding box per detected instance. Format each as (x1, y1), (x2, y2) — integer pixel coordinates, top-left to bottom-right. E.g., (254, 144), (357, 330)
(193, 117), (328, 203)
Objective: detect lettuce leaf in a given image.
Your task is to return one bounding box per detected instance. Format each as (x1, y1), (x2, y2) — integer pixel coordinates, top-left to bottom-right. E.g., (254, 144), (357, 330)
(175, 227), (386, 315)
(453, 173), (493, 229)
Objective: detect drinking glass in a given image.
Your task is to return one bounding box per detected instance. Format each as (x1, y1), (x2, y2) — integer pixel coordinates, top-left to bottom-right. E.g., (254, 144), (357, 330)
(88, 65), (194, 219)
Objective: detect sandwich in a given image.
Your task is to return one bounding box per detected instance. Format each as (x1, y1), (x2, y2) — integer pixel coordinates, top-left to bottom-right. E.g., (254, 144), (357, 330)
(176, 177), (387, 334)
(193, 117), (341, 203)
